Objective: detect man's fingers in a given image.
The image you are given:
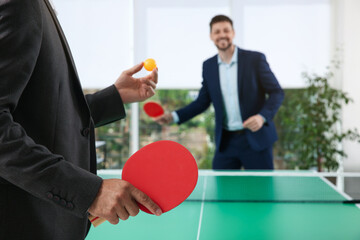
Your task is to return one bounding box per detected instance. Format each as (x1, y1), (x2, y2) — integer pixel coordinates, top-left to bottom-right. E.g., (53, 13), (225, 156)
(106, 213), (120, 225)
(143, 86), (155, 98)
(148, 87), (156, 97)
(132, 188), (162, 216)
(165, 114), (173, 124)
(243, 117), (256, 128)
(153, 114), (172, 125)
(151, 68), (158, 84)
(243, 122), (254, 131)
(154, 116), (166, 125)
(246, 122), (256, 128)
(243, 119), (261, 132)
(140, 75), (158, 87)
(141, 67), (158, 83)
(243, 120), (250, 128)
(248, 124), (257, 131)
(125, 62), (144, 75)
(140, 78), (157, 89)
(125, 201), (140, 217)
(116, 206), (130, 221)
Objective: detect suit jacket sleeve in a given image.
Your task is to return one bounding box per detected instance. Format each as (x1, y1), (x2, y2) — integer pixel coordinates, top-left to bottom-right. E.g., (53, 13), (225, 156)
(176, 63), (212, 123)
(0, 0), (103, 218)
(256, 53), (284, 121)
(85, 85), (126, 128)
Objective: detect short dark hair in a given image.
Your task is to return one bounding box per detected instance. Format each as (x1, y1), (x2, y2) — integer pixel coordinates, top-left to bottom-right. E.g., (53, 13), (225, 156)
(210, 15), (233, 32)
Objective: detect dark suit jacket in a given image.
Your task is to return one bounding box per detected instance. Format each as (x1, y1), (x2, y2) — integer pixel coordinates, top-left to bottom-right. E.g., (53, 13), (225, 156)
(0, 0), (125, 239)
(176, 48), (284, 152)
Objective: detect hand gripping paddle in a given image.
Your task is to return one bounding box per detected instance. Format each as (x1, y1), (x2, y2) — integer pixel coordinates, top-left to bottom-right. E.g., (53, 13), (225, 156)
(89, 140), (198, 227)
(143, 102), (164, 117)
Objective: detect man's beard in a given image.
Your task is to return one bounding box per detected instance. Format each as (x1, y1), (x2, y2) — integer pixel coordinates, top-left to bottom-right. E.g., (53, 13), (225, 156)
(215, 40), (232, 51)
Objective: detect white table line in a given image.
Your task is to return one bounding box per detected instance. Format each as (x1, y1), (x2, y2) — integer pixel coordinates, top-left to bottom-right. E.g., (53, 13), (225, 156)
(196, 176), (207, 240)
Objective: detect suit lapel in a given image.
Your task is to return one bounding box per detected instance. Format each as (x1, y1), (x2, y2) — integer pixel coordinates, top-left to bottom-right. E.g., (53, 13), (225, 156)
(208, 56), (224, 148)
(237, 48), (245, 110)
(211, 56), (221, 100)
(209, 55), (225, 119)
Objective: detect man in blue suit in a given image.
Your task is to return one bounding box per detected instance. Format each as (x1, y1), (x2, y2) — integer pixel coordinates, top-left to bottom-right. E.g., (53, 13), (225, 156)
(156, 15), (284, 170)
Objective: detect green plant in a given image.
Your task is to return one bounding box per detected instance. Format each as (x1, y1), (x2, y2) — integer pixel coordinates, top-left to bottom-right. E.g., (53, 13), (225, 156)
(277, 67), (360, 171)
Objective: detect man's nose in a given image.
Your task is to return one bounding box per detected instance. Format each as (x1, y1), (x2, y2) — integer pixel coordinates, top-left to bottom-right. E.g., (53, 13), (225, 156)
(219, 31), (227, 37)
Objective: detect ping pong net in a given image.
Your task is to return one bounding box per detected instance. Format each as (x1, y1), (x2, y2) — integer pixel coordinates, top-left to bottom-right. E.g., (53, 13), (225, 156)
(185, 171), (360, 204)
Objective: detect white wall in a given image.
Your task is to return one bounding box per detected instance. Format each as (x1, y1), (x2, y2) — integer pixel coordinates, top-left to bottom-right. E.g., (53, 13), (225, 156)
(52, 0), (132, 89)
(338, 0), (360, 171)
(240, 0), (331, 88)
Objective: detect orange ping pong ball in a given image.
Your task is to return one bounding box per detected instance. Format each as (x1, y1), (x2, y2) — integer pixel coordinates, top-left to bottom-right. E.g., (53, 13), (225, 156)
(144, 58), (157, 71)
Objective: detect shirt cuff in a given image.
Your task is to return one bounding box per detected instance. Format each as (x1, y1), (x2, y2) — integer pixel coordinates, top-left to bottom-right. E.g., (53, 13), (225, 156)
(171, 111), (180, 123)
(259, 114), (266, 123)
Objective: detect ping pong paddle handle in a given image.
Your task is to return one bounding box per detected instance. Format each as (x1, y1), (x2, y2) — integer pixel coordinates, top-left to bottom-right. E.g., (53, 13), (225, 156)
(88, 214), (106, 227)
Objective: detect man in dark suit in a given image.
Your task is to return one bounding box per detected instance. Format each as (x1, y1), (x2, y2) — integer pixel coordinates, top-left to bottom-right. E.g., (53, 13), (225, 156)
(0, 0), (162, 239)
(156, 15), (284, 170)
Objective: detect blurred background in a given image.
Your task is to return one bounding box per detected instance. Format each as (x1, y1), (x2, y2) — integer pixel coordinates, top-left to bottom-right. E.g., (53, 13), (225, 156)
(52, 0), (360, 172)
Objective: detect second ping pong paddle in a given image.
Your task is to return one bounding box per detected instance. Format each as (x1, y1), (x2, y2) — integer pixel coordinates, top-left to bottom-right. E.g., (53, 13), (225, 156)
(143, 101), (164, 117)
(89, 140), (198, 227)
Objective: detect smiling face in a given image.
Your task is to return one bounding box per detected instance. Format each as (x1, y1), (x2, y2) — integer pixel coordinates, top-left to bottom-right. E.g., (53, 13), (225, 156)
(210, 21), (235, 51)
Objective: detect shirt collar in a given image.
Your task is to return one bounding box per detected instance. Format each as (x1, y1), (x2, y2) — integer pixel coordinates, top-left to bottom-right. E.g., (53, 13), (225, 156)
(217, 46), (238, 65)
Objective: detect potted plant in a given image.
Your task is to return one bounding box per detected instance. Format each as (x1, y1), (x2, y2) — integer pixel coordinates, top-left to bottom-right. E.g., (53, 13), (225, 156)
(275, 65), (360, 171)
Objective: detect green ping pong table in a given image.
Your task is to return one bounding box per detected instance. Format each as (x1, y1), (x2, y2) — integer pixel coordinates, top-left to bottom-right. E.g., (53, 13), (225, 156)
(86, 170), (360, 240)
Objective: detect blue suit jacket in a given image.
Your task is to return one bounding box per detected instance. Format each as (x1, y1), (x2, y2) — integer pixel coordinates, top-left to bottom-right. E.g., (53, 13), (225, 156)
(176, 48), (284, 151)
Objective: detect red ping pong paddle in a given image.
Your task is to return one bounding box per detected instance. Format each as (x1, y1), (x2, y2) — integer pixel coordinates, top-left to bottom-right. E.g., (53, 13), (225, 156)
(143, 102), (164, 117)
(89, 140), (198, 227)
